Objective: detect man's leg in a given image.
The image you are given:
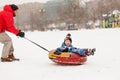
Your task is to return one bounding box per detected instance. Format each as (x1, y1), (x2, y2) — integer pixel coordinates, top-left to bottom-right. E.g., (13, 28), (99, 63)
(0, 32), (13, 62)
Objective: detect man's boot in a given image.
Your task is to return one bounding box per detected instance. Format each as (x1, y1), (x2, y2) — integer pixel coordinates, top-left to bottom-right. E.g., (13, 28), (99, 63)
(8, 54), (20, 61)
(1, 57), (13, 62)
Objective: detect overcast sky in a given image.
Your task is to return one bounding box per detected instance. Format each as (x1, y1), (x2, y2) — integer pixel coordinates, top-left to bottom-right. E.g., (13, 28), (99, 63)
(0, 0), (51, 7)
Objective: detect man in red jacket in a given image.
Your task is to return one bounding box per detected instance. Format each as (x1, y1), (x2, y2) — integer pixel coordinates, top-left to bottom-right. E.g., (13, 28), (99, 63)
(0, 4), (25, 62)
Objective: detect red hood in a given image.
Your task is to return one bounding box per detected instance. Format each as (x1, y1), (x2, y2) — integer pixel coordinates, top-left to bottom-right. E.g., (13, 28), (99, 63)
(3, 5), (15, 16)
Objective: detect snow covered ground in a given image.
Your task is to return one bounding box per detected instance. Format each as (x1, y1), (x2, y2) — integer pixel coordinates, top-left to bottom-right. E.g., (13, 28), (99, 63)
(0, 28), (120, 80)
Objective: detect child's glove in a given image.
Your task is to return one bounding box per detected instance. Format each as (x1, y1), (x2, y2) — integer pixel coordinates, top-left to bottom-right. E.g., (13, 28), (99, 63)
(54, 50), (61, 55)
(62, 47), (69, 52)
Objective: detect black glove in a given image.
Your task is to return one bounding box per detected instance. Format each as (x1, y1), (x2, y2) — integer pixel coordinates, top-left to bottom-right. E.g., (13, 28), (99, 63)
(54, 50), (61, 55)
(17, 30), (25, 37)
(62, 47), (69, 52)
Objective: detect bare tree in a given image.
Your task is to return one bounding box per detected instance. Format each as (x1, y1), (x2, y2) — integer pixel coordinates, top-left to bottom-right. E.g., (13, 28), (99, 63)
(15, 0), (120, 31)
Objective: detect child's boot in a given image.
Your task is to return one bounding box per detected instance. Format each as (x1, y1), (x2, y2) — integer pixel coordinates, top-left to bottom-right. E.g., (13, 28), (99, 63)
(85, 48), (96, 56)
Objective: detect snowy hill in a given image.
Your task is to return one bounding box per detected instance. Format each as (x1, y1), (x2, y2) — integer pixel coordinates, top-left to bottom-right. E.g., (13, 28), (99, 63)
(0, 28), (120, 80)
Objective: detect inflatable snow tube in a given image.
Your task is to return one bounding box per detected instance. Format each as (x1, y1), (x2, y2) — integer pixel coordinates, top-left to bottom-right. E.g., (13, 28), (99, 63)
(49, 50), (87, 65)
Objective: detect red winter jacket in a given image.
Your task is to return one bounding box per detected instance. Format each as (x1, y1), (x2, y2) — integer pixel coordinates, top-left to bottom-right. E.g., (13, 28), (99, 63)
(0, 5), (19, 35)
